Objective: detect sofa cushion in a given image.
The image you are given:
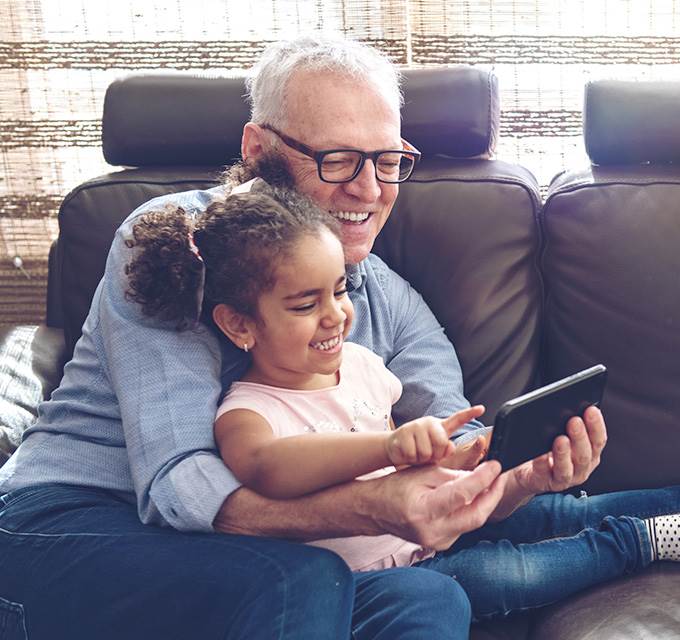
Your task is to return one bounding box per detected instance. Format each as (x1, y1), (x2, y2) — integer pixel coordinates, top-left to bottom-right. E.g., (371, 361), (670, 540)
(541, 165), (680, 494)
(374, 158), (543, 420)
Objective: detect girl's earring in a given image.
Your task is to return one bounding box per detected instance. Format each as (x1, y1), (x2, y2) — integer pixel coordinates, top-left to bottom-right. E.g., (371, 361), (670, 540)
(243, 342), (249, 353)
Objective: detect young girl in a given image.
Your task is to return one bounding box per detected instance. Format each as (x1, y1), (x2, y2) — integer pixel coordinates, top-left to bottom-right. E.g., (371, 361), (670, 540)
(126, 185), (680, 620)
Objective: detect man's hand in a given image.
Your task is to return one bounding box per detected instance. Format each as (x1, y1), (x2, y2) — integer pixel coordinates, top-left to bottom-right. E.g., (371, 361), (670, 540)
(491, 406), (607, 520)
(386, 406), (485, 467)
(362, 460), (505, 550)
(214, 459), (505, 549)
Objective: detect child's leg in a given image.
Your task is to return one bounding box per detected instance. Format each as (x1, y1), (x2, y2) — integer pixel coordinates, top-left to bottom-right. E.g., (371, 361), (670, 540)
(452, 485), (680, 551)
(416, 514), (651, 620)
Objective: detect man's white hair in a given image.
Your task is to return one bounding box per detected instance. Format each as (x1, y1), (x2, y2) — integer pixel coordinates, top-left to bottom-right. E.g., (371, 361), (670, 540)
(245, 35), (403, 129)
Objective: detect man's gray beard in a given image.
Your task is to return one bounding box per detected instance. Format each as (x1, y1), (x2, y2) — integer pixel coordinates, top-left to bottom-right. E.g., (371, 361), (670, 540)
(221, 152), (296, 191)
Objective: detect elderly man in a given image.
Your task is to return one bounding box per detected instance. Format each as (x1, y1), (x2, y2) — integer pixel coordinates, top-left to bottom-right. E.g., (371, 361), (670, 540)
(0, 36), (610, 639)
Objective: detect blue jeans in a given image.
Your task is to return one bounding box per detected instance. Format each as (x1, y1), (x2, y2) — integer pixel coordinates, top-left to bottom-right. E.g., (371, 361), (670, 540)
(416, 486), (680, 619)
(0, 484), (470, 640)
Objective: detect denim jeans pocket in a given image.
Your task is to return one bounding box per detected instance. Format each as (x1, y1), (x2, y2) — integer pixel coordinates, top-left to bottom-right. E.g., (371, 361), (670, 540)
(0, 596), (28, 640)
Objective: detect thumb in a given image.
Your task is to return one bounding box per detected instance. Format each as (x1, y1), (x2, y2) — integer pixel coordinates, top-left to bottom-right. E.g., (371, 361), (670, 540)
(441, 405), (485, 437)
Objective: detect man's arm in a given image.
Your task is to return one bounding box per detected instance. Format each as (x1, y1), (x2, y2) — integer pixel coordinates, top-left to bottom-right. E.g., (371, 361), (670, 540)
(372, 257), (485, 437)
(99, 204), (241, 532)
(214, 460), (506, 550)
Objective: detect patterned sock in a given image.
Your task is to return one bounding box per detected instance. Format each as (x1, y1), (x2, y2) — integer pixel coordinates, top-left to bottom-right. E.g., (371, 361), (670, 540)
(645, 514), (680, 562)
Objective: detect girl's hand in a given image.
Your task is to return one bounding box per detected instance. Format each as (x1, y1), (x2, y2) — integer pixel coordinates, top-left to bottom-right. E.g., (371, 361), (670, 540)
(385, 406), (485, 467)
(439, 431), (491, 470)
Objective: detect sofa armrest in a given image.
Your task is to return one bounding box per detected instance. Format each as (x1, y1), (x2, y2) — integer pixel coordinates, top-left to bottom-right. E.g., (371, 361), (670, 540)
(0, 324), (66, 465)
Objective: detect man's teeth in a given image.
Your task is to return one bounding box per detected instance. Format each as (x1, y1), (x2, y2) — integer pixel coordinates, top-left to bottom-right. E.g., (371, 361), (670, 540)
(332, 211), (370, 223)
(311, 335), (342, 351)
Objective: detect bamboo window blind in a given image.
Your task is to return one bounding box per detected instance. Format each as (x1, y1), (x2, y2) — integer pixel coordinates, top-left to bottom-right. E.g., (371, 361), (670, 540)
(2, 0), (680, 326)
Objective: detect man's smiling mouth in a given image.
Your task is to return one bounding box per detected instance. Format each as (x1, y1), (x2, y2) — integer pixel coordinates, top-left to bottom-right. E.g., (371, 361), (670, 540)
(331, 211), (371, 224)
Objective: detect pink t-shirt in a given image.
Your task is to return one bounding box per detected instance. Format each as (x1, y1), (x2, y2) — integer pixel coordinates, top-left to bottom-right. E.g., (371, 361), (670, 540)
(216, 342), (433, 571)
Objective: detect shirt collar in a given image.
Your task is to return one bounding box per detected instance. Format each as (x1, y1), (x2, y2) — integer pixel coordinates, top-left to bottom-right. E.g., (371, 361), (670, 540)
(346, 261), (366, 292)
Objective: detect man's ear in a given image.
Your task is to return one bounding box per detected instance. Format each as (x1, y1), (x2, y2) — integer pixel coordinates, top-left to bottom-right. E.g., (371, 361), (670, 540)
(241, 122), (268, 164)
(213, 303), (256, 351)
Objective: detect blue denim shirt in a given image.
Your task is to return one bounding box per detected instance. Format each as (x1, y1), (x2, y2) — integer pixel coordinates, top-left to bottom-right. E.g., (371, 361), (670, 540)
(0, 186), (484, 532)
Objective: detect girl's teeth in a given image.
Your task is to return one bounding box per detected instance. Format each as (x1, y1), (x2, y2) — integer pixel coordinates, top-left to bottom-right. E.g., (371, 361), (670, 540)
(313, 336), (341, 351)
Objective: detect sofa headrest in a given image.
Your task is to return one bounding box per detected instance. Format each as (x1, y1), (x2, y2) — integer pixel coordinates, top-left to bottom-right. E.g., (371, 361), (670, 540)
(102, 66), (498, 167)
(584, 80), (680, 165)
(401, 66), (498, 159)
(102, 74), (249, 167)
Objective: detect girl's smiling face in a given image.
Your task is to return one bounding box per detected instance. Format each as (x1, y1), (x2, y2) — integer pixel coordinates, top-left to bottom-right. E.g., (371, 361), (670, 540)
(246, 228), (354, 390)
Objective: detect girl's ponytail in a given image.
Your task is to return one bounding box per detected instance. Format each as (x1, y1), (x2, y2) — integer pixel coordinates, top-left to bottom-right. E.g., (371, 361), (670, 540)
(125, 205), (205, 331)
(125, 187), (340, 332)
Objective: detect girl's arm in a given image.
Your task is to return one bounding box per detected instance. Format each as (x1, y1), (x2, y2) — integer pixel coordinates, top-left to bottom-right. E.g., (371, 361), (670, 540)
(214, 406), (483, 499)
(215, 409), (391, 499)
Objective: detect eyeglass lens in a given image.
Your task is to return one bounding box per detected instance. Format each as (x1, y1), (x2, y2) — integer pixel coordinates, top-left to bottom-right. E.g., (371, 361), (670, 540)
(319, 151), (416, 183)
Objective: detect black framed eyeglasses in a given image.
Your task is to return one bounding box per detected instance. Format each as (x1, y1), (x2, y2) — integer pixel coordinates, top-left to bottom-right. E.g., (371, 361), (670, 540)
(261, 124), (421, 184)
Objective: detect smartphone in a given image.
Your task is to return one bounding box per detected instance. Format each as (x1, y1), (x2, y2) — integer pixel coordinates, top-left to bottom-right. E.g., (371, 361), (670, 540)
(485, 364), (607, 470)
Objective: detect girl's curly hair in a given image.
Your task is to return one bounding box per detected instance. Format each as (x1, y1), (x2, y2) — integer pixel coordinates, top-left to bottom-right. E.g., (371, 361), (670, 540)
(125, 187), (340, 331)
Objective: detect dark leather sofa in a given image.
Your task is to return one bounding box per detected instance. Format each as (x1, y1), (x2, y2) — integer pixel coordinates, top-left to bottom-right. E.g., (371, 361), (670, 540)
(1, 68), (679, 638)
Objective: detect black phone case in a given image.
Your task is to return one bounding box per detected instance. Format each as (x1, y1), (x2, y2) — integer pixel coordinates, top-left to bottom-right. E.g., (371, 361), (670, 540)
(486, 364), (607, 470)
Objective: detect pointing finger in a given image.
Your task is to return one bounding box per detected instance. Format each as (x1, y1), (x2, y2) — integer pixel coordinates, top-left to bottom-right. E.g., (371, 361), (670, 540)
(441, 405), (485, 437)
